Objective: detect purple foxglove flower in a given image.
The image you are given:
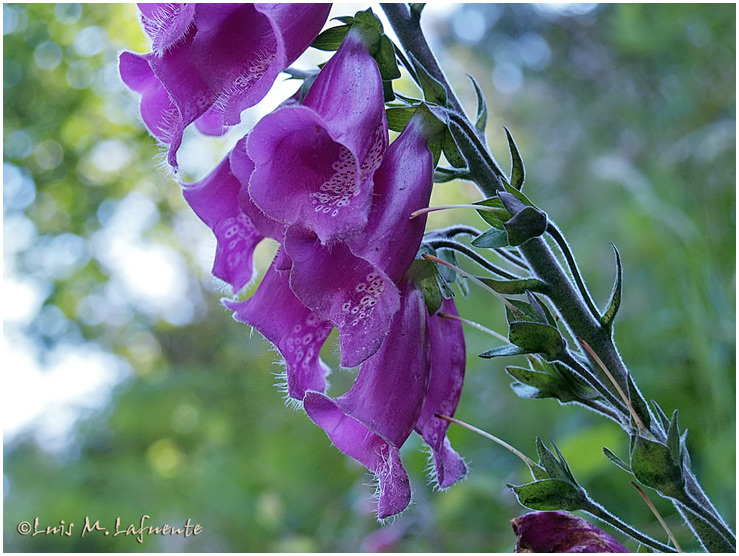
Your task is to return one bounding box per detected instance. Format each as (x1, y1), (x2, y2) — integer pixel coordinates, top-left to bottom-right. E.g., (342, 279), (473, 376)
(280, 113), (435, 367)
(120, 3), (331, 168)
(284, 224), (400, 368)
(225, 248), (333, 400)
(181, 141), (265, 293)
(415, 297), (468, 489)
(512, 511), (629, 553)
(304, 280), (431, 519)
(247, 27), (387, 243)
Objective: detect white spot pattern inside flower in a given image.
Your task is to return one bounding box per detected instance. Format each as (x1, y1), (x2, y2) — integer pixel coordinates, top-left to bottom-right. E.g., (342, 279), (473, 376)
(284, 312), (332, 370)
(309, 123), (386, 218)
(339, 271), (385, 328)
(215, 211), (260, 272)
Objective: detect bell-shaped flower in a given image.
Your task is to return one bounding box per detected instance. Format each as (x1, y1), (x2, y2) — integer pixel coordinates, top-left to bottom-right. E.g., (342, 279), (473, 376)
(225, 248), (333, 401)
(282, 112), (435, 368)
(303, 280), (431, 519)
(120, 3), (331, 168)
(247, 26), (387, 243)
(415, 297), (468, 490)
(181, 139), (266, 293)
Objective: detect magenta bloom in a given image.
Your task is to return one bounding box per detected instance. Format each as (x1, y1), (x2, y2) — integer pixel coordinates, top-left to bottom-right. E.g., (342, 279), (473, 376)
(304, 280), (430, 519)
(120, 3), (331, 168)
(225, 248), (333, 401)
(304, 284), (468, 518)
(247, 26), (388, 243)
(512, 511), (629, 553)
(282, 112), (435, 368)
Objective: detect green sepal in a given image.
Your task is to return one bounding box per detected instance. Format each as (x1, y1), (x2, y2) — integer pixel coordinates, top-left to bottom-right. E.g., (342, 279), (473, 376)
(471, 227), (508, 248)
(651, 399), (671, 433)
(469, 74), (488, 135)
(601, 243), (622, 329)
(508, 479), (586, 512)
(473, 197), (509, 229)
(353, 8), (383, 32)
(627, 376), (651, 432)
(386, 106), (416, 132)
(679, 429), (691, 469)
(376, 34), (401, 80)
(603, 446), (632, 473)
(334, 16), (356, 25)
(407, 258), (443, 315)
(505, 299), (538, 323)
(382, 80), (395, 103)
(507, 366), (581, 403)
(504, 126), (525, 190)
(536, 438), (576, 483)
(509, 321), (565, 361)
(433, 167), (472, 183)
(630, 435), (684, 499)
(477, 277), (549, 295)
(666, 410), (680, 461)
(442, 127), (466, 168)
(434, 247), (466, 298)
(408, 51), (447, 106)
(479, 344), (529, 359)
(526, 291), (556, 326)
(311, 24), (353, 51)
(504, 206), (548, 246)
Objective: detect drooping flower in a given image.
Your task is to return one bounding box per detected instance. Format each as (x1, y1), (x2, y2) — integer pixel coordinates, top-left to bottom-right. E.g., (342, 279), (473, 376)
(283, 112), (436, 368)
(416, 297), (468, 490)
(120, 3), (331, 168)
(511, 511), (629, 553)
(303, 279), (430, 519)
(225, 248), (333, 401)
(247, 25), (387, 244)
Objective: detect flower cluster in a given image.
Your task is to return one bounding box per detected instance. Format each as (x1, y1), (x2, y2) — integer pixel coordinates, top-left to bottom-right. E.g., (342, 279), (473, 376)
(121, 4), (467, 518)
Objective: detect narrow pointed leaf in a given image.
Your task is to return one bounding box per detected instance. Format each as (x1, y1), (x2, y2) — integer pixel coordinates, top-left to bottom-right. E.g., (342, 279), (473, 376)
(504, 126), (525, 190)
(552, 444), (576, 483)
(474, 197), (509, 229)
(479, 344), (528, 358)
(471, 227), (508, 248)
(601, 243), (622, 328)
(434, 167), (472, 183)
(506, 366), (580, 403)
(478, 277), (549, 295)
(651, 399), (671, 432)
(469, 74), (488, 134)
(627, 376), (651, 431)
(666, 409), (680, 461)
(603, 447), (631, 473)
(442, 128), (466, 168)
(408, 52), (447, 105)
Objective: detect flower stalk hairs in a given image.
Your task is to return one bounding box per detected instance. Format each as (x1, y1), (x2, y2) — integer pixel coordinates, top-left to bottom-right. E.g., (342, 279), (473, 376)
(121, 2), (735, 550)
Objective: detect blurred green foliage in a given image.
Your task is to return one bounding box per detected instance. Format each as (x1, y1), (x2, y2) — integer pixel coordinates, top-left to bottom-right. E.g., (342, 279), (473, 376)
(3, 3), (734, 552)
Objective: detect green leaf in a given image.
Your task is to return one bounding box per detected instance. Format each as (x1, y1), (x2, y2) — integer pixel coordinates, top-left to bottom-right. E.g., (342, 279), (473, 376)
(471, 227), (508, 248)
(627, 376), (651, 431)
(442, 128), (466, 168)
(353, 7), (383, 32)
(382, 80), (395, 103)
(601, 243), (622, 329)
(508, 479), (585, 511)
(469, 74), (488, 134)
(386, 106), (416, 132)
(473, 197), (509, 229)
(311, 24), (352, 51)
(479, 344), (528, 359)
(509, 321), (565, 361)
(504, 126), (525, 190)
(666, 409), (680, 461)
(535, 438), (575, 483)
(376, 34), (401, 80)
(651, 399), (671, 433)
(631, 435), (684, 498)
(408, 52), (447, 105)
(505, 299), (539, 324)
(477, 277), (549, 295)
(433, 167), (471, 183)
(407, 259), (443, 315)
(603, 446), (632, 473)
(506, 366), (580, 403)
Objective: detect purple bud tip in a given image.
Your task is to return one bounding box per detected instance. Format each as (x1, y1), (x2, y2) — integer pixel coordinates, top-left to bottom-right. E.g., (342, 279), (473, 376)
(511, 511), (629, 553)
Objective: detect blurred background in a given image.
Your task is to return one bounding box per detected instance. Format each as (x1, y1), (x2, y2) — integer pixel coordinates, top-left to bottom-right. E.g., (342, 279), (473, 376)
(3, 3), (734, 552)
